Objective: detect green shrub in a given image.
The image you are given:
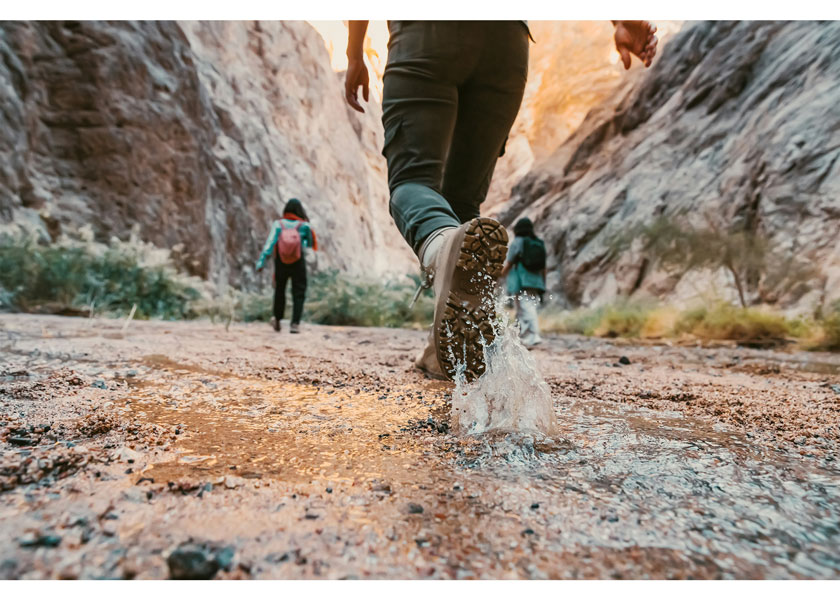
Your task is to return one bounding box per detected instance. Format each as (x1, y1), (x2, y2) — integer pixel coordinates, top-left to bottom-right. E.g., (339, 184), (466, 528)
(0, 233), (202, 319)
(302, 269), (433, 329)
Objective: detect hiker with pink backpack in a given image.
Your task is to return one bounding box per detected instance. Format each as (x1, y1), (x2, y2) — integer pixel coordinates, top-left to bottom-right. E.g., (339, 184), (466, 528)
(255, 198), (318, 333)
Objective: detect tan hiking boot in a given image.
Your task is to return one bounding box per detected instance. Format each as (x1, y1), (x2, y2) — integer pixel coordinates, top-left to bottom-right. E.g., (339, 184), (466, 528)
(289, 323), (300, 334)
(270, 317), (281, 332)
(414, 332), (448, 380)
(431, 217), (508, 382)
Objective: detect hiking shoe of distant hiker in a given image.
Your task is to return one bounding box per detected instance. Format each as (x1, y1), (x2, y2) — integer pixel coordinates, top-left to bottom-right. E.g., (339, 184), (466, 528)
(414, 332), (448, 380)
(271, 317), (281, 332)
(289, 322), (300, 334)
(432, 217), (508, 382)
(523, 335), (543, 348)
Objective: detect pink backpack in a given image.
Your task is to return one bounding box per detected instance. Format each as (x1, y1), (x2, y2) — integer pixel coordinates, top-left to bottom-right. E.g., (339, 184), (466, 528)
(276, 221), (302, 264)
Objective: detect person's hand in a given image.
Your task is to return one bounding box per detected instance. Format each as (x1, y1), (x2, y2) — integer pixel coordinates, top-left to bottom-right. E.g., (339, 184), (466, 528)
(613, 21), (658, 70)
(345, 57), (370, 113)
(256, 265), (263, 273)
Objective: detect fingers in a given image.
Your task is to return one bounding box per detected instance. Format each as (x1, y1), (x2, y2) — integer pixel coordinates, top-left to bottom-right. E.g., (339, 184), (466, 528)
(638, 22), (658, 68)
(619, 46), (631, 70)
(644, 36), (658, 66)
(344, 74), (365, 113)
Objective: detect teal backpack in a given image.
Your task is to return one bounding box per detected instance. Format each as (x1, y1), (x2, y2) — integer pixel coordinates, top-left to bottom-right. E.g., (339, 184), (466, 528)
(520, 237), (547, 272)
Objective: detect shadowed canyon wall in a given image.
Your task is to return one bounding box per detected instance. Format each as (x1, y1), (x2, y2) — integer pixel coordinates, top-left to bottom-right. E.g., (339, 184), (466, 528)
(0, 20), (413, 292)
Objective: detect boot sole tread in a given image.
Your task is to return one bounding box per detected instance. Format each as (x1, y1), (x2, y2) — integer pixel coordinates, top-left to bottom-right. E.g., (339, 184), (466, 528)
(436, 218), (508, 382)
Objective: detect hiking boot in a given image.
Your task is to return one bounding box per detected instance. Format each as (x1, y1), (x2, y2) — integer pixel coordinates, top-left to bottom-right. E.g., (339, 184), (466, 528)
(289, 322), (300, 334)
(270, 317), (281, 332)
(414, 332), (448, 380)
(430, 217), (508, 382)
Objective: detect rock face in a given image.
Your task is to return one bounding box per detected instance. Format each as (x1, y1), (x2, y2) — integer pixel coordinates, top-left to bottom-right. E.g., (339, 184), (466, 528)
(484, 20), (688, 215)
(0, 21), (413, 290)
(501, 21), (840, 309)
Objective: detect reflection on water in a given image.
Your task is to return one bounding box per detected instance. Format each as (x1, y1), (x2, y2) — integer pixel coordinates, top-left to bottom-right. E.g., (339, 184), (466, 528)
(127, 358), (840, 578)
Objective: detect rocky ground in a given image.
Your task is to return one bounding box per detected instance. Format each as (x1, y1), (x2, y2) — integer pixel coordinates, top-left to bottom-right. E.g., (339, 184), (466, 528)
(1, 313), (839, 579)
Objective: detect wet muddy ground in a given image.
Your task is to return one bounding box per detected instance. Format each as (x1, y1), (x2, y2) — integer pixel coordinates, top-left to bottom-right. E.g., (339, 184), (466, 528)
(1, 314), (839, 579)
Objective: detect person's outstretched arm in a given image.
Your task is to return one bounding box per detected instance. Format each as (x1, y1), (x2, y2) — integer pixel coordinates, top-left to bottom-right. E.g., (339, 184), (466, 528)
(256, 222), (281, 272)
(612, 20), (658, 69)
(345, 20), (370, 113)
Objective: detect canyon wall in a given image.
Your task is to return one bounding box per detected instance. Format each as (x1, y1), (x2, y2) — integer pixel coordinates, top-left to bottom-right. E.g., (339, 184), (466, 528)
(500, 20), (840, 310)
(0, 20), (413, 292)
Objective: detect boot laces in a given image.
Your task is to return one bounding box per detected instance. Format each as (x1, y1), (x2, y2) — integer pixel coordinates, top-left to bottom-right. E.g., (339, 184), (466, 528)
(409, 266), (434, 309)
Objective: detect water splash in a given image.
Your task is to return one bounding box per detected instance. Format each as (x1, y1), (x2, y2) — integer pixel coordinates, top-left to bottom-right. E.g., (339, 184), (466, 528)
(450, 295), (558, 438)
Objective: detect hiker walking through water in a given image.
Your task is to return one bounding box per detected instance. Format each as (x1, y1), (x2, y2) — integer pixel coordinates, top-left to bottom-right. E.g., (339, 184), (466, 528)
(500, 217), (547, 347)
(256, 198), (318, 334)
(345, 20), (657, 381)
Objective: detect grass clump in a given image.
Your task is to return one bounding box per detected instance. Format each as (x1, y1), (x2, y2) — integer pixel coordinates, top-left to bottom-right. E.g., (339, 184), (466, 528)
(0, 232), (203, 320)
(304, 269), (433, 329)
(592, 302), (657, 338)
(540, 299), (817, 348)
(245, 269), (433, 329)
(810, 302), (840, 351)
(673, 302), (801, 345)
(540, 301), (658, 338)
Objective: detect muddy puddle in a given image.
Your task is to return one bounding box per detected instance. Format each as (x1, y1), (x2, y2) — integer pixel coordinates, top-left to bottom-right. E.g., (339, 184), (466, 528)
(121, 359), (840, 579)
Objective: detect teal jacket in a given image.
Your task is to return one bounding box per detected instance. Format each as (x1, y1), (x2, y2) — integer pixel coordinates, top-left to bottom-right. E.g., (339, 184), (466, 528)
(506, 236), (546, 295)
(256, 218), (315, 270)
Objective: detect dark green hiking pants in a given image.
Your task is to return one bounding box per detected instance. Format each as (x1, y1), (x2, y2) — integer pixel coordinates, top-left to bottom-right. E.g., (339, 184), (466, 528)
(382, 21), (530, 255)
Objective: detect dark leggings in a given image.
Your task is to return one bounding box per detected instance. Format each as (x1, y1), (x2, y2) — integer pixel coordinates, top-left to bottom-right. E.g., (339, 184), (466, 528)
(274, 256), (307, 325)
(382, 21), (529, 253)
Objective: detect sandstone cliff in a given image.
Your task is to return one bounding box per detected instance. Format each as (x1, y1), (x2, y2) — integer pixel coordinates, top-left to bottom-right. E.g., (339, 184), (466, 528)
(0, 20), (413, 291)
(501, 20), (840, 310)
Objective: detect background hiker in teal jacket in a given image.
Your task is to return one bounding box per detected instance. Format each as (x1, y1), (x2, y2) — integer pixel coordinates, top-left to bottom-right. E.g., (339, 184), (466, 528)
(256, 198), (317, 334)
(501, 217), (547, 347)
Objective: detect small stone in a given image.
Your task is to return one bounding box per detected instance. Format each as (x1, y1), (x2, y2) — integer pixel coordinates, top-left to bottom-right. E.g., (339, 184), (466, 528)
(224, 476), (238, 489)
(619, 356), (631, 365)
(167, 543), (220, 580)
(530, 503), (540, 510)
(325, 487), (332, 494)
(215, 546), (235, 571)
(8, 437), (34, 446)
(372, 482), (391, 494)
(830, 384), (840, 395)
(91, 379), (107, 389)
(407, 503), (424, 514)
(521, 528), (535, 536)
(19, 532), (62, 548)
